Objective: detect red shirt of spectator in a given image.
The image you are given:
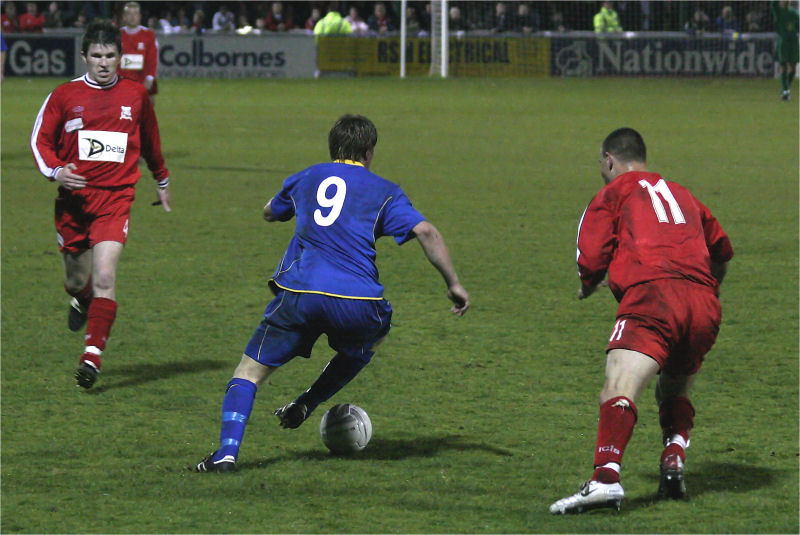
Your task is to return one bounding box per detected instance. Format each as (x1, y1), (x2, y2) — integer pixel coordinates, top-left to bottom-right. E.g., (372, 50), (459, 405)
(18, 2), (45, 32)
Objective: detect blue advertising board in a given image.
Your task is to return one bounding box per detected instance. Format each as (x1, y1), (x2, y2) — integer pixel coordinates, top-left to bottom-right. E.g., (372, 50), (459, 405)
(3, 35), (76, 77)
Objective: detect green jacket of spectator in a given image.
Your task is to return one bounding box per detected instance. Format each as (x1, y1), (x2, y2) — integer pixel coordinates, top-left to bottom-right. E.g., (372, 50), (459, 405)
(314, 11), (352, 37)
(594, 6), (622, 33)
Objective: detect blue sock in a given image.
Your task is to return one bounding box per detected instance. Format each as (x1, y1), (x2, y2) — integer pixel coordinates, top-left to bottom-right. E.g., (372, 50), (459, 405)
(295, 353), (369, 416)
(213, 378), (258, 462)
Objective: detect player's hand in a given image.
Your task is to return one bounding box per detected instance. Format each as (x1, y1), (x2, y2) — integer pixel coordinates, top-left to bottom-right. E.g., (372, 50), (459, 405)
(578, 280), (608, 300)
(55, 163), (87, 190)
(578, 283), (596, 300)
(447, 283), (470, 316)
(155, 185), (171, 212)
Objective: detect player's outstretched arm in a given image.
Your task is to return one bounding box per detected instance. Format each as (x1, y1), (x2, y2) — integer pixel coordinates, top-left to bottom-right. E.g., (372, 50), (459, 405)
(412, 221), (470, 316)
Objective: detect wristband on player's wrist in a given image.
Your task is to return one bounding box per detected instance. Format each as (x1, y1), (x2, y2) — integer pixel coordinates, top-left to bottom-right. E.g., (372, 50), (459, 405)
(157, 177), (169, 189)
(51, 166), (63, 182)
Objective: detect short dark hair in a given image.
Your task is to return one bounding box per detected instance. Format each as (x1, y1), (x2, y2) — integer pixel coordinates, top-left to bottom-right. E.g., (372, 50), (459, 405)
(328, 114), (378, 162)
(602, 127), (646, 163)
(81, 18), (122, 56)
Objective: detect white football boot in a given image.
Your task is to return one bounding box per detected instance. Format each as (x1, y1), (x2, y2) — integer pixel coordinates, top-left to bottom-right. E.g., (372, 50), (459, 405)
(549, 480), (625, 514)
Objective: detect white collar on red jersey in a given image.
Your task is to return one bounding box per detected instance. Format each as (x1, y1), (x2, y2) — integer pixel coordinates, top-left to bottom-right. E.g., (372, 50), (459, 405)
(122, 25), (146, 34)
(81, 73), (120, 89)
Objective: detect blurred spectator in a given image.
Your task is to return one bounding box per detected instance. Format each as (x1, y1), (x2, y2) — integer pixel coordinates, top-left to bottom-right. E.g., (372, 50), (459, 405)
(419, 3), (431, 34)
(191, 9), (205, 34)
(2, 1), (20, 32)
(236, 13), (253, 34)
(212, 4), (235, 33)
(640, 0), (651, 30)
(264, 1), (293, 31)
(513, 3), (540, 33)
(173, 7), (190, 32)
(253, 17), (266, 34)
(405, 5), (421, 35)
(367, 2), (393, 34)
(305, 7), (321, 31)
(744, 5), (768, 32)
(314, 6), (351, 38)
(448, 5), (467, 32)
(19, 1), (46, 32)
(72, 8), (88, 28)
(345, 6), (368, 35)
(685, 7), (711, 35)
(491, 2), (512, 33)
(616, 1), (642, 31)
(715, 6), (740, 33)
(549, 7), (566, 32)
(158, 9), (174, 33)
(45, 1), (64, 28)
(146, 15), (159, 31)
(594, 1), (622, 33)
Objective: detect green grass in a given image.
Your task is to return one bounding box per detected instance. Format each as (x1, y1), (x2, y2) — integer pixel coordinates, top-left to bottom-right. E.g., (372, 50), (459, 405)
(2, 76), (797, 533)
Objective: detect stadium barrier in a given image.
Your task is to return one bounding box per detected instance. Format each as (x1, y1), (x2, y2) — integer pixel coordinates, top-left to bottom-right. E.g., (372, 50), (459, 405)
(2, 31), (779, 79)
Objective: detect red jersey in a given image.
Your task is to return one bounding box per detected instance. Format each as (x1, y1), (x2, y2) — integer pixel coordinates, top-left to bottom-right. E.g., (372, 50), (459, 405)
(119, 26), (158, 85)
(31, 74), (168, 188)
(18, 12), (45, 32)
(1, 14), (19, 32)
(577, 171), (733, 301)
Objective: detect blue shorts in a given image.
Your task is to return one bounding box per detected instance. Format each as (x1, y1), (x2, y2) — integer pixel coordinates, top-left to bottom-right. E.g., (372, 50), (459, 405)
(244, 290), (392, 367)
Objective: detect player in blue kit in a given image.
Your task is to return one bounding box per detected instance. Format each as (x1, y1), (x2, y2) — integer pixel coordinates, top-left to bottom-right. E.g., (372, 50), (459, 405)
(194, 114), (470, 472)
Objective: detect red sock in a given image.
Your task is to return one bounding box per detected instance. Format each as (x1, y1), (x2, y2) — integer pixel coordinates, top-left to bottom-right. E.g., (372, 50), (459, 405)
(84, 297), (118, 366)
(659, 397), (694, 462)
(592, 396), (638, 483)
(66, 277), (94, 308)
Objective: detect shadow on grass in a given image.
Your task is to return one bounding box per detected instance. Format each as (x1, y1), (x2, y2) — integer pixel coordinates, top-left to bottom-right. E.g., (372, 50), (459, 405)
(239, 434), (514, 470)
(85, 358), (229, 394)
(624, 461), (785, 512)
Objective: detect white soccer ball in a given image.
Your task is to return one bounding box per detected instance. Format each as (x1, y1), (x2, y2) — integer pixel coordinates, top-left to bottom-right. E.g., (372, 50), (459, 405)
(319, 403), (372, 454)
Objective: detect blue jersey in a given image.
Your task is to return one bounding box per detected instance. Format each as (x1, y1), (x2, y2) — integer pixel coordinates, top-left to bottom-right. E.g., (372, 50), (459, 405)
(269, 161), (425, 299)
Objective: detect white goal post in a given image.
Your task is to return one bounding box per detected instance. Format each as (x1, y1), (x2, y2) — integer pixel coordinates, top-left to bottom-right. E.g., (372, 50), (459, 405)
(400, 0), (448, 78)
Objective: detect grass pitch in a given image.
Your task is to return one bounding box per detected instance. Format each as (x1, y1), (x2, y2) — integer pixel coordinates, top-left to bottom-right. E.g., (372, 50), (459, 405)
(2, 75), (798, 533)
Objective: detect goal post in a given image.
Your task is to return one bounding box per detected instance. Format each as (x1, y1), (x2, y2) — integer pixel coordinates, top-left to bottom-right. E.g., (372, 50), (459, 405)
(430, 0), (448, 77)
(400, 0), (448, 78)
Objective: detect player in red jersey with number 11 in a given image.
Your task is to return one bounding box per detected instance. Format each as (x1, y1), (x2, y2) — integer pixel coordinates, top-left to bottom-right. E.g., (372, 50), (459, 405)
(31, 19), (171, 389)
(549, 128), (733, 514)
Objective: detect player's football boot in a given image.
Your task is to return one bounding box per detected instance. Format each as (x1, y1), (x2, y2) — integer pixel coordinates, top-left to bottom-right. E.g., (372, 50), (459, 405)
(782, 90), (791, 101)
(274, 402), (308, 429)
(657, 453), (687, 499)
(193, 451), (236, 473)
(68, 297), (88, 332)
(549, 480), (625, 514)
(75, 360), (99, 389)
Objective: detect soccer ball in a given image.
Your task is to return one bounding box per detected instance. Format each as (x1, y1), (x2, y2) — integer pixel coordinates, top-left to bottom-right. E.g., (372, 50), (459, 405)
(319, 403), (372, 454)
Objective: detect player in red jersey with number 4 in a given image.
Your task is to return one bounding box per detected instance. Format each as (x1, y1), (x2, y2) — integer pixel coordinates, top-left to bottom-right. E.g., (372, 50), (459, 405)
(119, 2), (159, 99)
(550, 128), (733, 514)
(31, 19), (171, 389)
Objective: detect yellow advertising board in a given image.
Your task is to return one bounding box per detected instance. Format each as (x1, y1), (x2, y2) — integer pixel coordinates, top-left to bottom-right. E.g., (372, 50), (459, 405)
(317, 36), (551, 77)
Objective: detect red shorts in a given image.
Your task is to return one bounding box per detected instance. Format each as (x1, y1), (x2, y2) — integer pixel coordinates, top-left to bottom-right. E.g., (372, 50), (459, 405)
(54, 186), (135, 253)
(607, 279), (722, 375)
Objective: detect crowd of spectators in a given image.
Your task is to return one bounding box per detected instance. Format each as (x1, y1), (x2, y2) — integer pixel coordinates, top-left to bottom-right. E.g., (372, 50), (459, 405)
(0, 1), (781, 36)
